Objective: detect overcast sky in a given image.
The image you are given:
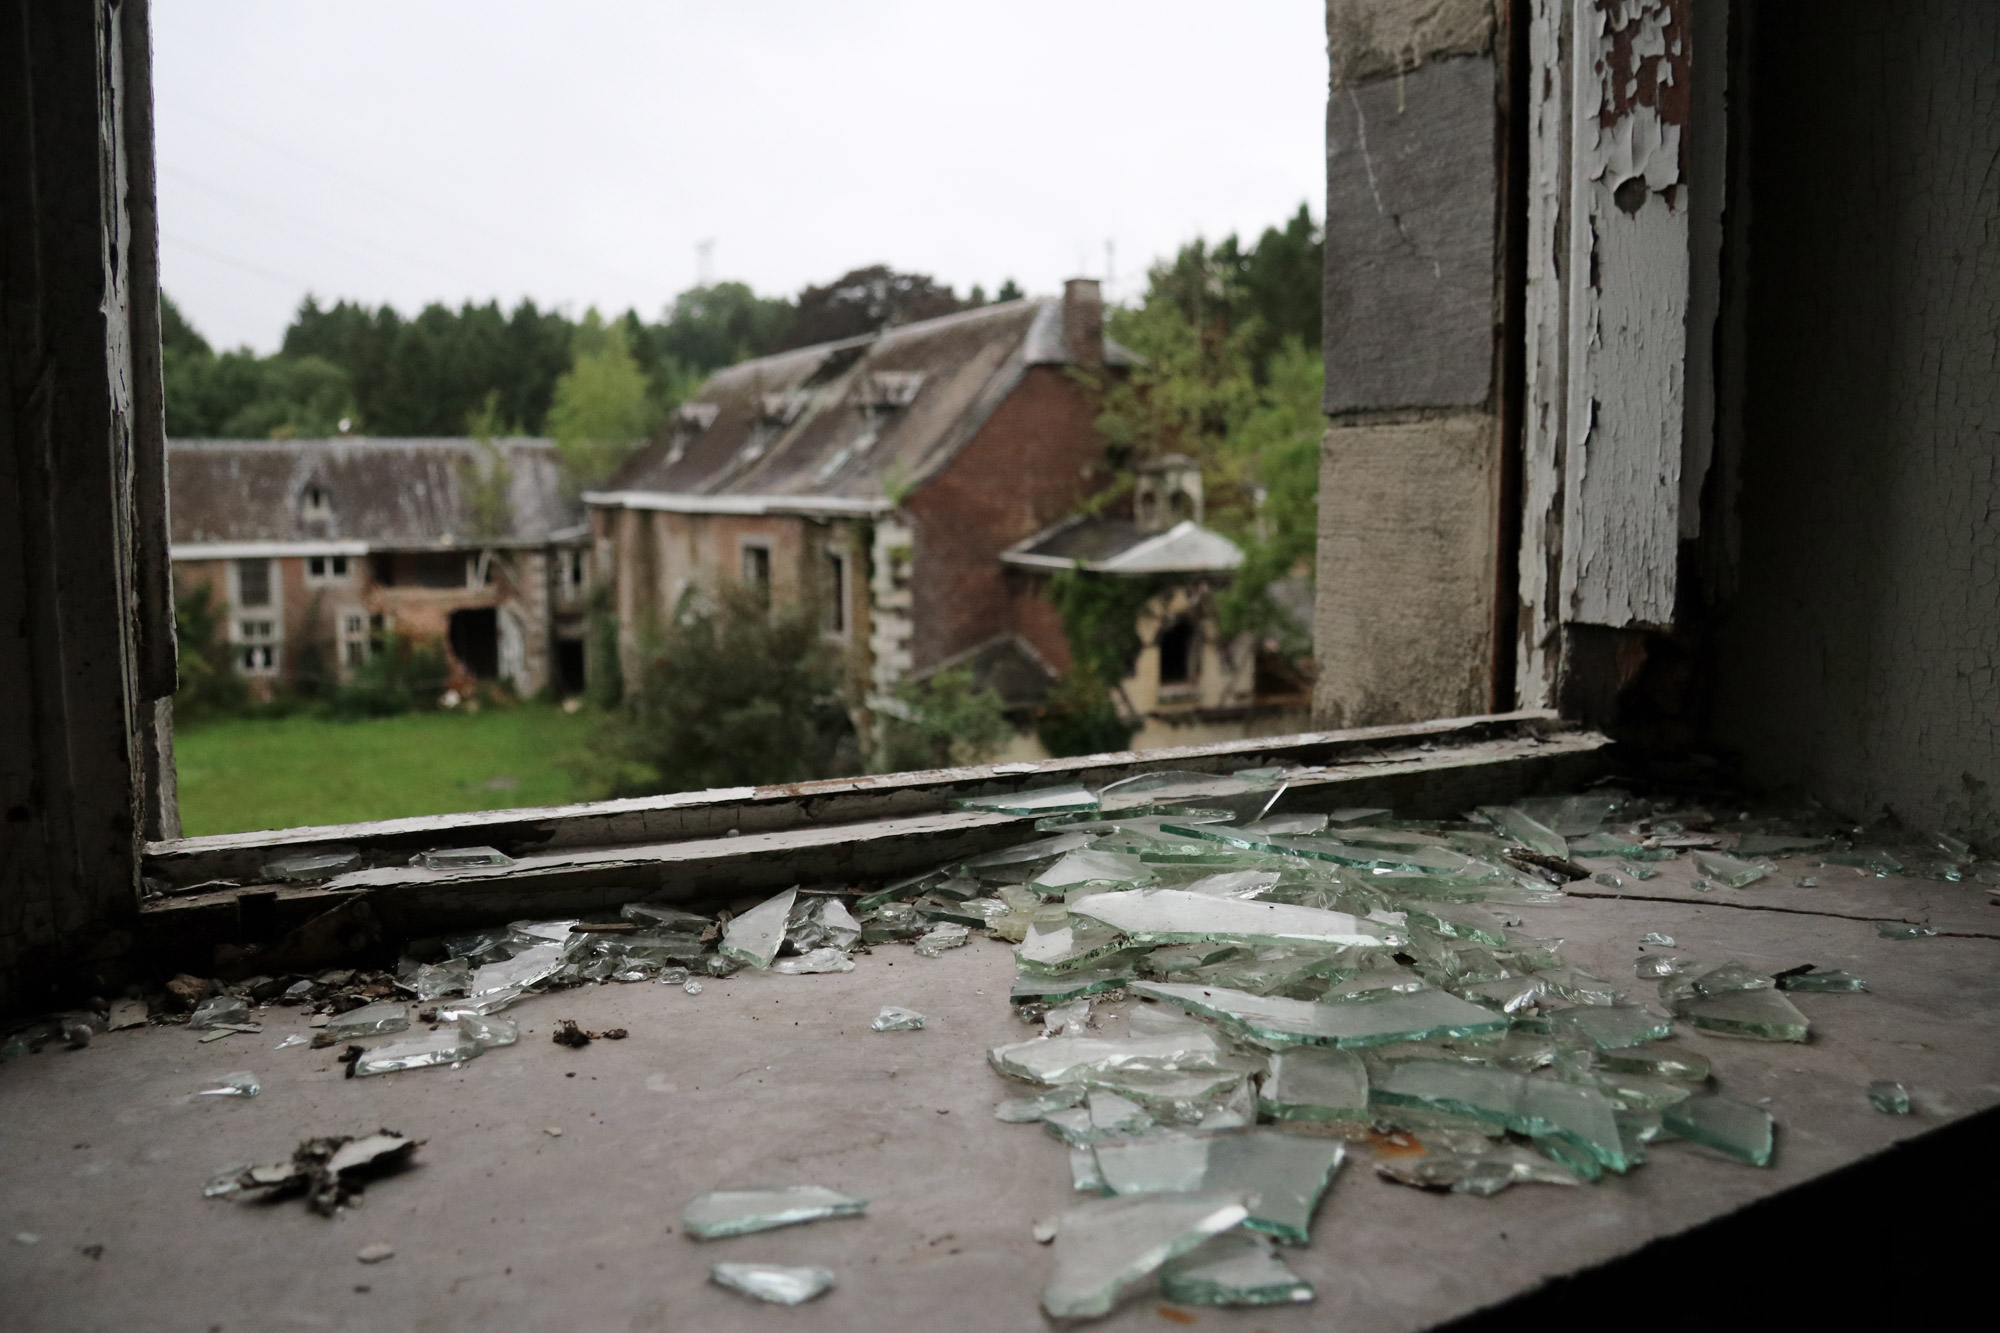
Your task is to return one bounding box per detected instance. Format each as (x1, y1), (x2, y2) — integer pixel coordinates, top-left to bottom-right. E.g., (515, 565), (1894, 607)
(153, 1), (1328, 353)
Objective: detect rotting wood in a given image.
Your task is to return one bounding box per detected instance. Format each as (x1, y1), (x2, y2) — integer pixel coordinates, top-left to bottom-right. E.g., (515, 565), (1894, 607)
(138, 730), (1610, 957)
(142, 712), (1577, 890)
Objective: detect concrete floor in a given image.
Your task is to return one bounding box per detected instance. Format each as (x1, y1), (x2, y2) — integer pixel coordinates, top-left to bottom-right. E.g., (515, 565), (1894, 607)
(2, 858), (1998, 1332)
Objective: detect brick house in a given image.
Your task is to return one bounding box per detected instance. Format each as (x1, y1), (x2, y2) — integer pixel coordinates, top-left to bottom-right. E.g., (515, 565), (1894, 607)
(168, 437), (590, 700)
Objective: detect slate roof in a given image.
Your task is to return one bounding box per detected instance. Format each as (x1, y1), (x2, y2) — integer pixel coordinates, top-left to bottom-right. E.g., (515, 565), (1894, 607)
(1001, 517), (1245, 576)
(592, 297), (1137, 510)
(909, 632), (1059, 711)
(167, 438), (581, 549)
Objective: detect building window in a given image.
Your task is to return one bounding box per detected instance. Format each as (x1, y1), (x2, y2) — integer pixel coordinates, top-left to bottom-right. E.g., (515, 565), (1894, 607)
(1158, 618), (1197, 686)
(238, 619), (278, 675)
(235, 558), (272, 608)
(824, 550), (847, 637)
(569, 549), (585, 589)
(306, 554), (350, 583)
(301, 484), (331, 520)
(341, 611), (368, 669)
(741, 542), (772, 595)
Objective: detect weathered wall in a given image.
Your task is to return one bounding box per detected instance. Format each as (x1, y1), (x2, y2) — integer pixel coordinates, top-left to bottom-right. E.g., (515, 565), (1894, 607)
(1314, 1), (1509, 728)
(1709, 0), (2000, 841)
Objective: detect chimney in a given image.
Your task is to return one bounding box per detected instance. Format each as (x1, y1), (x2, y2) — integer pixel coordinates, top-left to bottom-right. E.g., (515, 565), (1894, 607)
(1063, 278), (1103, 368)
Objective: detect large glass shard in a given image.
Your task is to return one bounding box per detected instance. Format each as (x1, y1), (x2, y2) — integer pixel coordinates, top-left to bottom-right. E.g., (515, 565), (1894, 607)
(1692, 850), (1770, 888)
(709, 1262), (835, 1305)
(1370, 1061), (1629, 1174)
(995, 1087), (1086, 1122)
(871, 1006), (925, 1032)
(1032, 850), (1153, 895)
(262, 845), (361, 881)
(1179, 870), (1282, 900)
(1478, 806), (1569, 858)
(1069, 1144), (1107, 1192)
(188, 995), (250, 1029)
(1141, 942), (1245, 977)
(1131, 981), (1507, 1049)
(620, 902), (712, 932)
(1187, 946), (1357, 998)
(681, 1186), (867, 1239)
(1867, 1080), (1912, 1114)
(951, 785), (1097, 816)
(194, 1070), (261, 1098)
(352, 1027), (483, 1076)
(1567, 831), (1648, 857)
(1256, 1048), (1370, 1122)
(1656, 961), (1775, 1005)
(409, 958), (471, 1001)
(1672, 987), (1810, 1042)
(468, 941), (565, 998)
(1778, 969), (1867, 993)
(456, 1014), (517, 1047)
(1549, 1004), (1673, 1051)
(1010, 967), (1136, 1006)
(1092, 1129), (1345, 1243)
(1160, 1231), (1314, 1307)
(1592, 1045), (1712, 1082)
(719, 888), (797, 970)
(1174, 823), (1483, 878)
(1017, 917), (1131, 974)
(988, 1030), (1233, 1085)
(1662, 1094), (1773, 1166)
(1372, 1130), (1583, 1196)
(1404, 904), (1511, 947)
(324, 1001), (411, 1040)
(786, 896), (860, 951)
(859, 901), (925, 943)
(1069, 890), (1400, 949)
(1040, 1193), (1249, 1320)
(1097, 769), (1278, 809)
(913, 922), (971, 956)
(773, 947), (854, 974)
(1875, 921), (1937, 940)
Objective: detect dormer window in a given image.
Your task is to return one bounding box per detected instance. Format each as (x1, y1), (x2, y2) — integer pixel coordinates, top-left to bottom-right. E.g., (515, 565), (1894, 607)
(859, 371), (923, 409)
(301, 483), (332, 521)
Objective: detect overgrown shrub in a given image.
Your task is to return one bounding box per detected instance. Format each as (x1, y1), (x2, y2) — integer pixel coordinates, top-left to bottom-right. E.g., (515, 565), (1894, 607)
(172, 583), (248, 721)
(875, 668), (1012, 772)
(329, 630), (452, 718)
(1035, 669), (1138, 759)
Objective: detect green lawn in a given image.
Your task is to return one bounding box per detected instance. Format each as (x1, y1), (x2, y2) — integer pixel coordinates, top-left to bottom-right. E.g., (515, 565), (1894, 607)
(173, 704), (603, 836)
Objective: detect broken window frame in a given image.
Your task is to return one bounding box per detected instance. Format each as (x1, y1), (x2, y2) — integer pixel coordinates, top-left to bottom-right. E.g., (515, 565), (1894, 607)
(823, 547), (848, 639)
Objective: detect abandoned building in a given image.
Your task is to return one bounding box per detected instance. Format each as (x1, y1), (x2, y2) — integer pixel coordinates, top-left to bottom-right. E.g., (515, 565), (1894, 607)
(1, 1), (1995, 1328)
(587, 293), (1305, 755)
(167, 437), (591, 699)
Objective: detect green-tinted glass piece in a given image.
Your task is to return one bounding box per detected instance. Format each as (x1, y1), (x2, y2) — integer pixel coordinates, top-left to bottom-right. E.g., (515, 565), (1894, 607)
(1093, 1129), (1346, 1243)
(988, 1030), (1233, 1085)
(1692, 850), (1771, 888)
(1141, 943), (1244, 977)
(1036, 807), (1235, 831)
(1569, 831), (1647, 856)
(1097, 770), (1282, 813)
(1032, 849), (1153, 895)
(1069, 890), (1400, 949)
(1614, 860), (1661, 880)
(681, 1186), (867, 1239)
(1370, 1060), (1629, 1173)
(1778, 969), (1867, 993)
(1591, 1069), (1695, 1111)
(1672, 987), (1811, 1042)
(1639, 932), (1676, 946)
(718, 887), (796, 970)
(1635, 954), (1696, 979)
(1041, 1193), (1248, 1319)
(1875, 921), (1937, 940)
(1160, 1231), (1314, 1307)
(1549, 1004), (1673, 1051)
(1592, 1044), (1712, 1082)
(1176, 869), (1284, 900)
(1658, 961), (1774, 1003)
(995, 1087), (1086, 1122)
(912, 922), (971, 956)
(1132, 980), (1507, 1049)
(1188, 946), (1359, 998)
(1825, 849), (1906, 875)
(1008, 967), (1136, 1006)
(1371, 1129), (1585, 1196)
(1070, 1144), (1107, 1192)
(1867, 1080), (1912, 1114)
(709, 1262), (835, 1305)
(1016, 917), (1131, 975)
(1405, 904), (1511, 946)
(951, 785), (1097, 816)
(1478, 806), (1569, 858)
(1256, 1047), (1370, 1122)
(1662, 1094), (1773, 1166)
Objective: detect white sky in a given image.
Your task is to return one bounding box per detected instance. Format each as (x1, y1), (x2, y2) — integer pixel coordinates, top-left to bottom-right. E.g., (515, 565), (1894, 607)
(154, 1), (1328, 353)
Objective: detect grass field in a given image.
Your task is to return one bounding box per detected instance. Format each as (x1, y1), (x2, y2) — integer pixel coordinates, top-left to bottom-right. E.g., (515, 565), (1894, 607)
(173, 703), (603, 836)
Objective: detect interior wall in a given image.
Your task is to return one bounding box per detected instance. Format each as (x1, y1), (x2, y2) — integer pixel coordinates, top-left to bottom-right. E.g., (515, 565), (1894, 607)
(1710, 0), (1999, 840)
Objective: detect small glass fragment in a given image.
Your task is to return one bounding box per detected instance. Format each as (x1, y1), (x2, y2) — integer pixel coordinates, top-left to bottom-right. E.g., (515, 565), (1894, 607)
(1160, 1230), (1314, 1307)
(1549, 1004), (1673, 1051)
(1372, 1131), (1583, 1196)
(988, 1029), (1234, 1086)
(709, 1262), (835, 1306)
(772, 947), (855, 975)
(1069, 891), (1400, 949)
(1592, 872), (1622, 887)
(468, 941), (566, 998)
(1692, 850), (1770, 889)
(951, 785), (1098, 816)
(456, 1014), (518, 1047)
(351, 1027), (484, 1076)
(1796, 876), (1819, 887)
(1592, 1045), (1712, 1083)
(1044, 1000), (1094, 1036)
(408, 958), (471, 1001)
(1635, 955), (1694, 979)
(1131, 980), (1507, 1049)
(1662, 1093), (1773, 1166)
(683, 978), (704, 995)
(1070, 1144), (1107, 1192)
(1640, 932), (1676, 947)
(1092, 1130), (1345, 1242)
(719, 888), (798, 970)
(1478, 806), (1569, 858)
(414, 846), (513, 871)
(913, 922), (971, 957)
(871, 1006), (925, 1032)
(1040, 1193), (1249, 1320)
(682, 1186), (867, 1239)
(1255, 1047), (1369, 1123)
(1009, 967), (1135, 1006)
(324, 1001), (411, 1040)
(1671, 987), (1811, 1042)
(1875, 921), (1937, 940)
(1614, 861), (1659, 881)
(273, 1034), (308, 1050)
(194, 1070), (261, 1098)
(188, 995), (250, 1030)
(261, 846), (360, 881)
(1778, 969), (1867, 992)
(1867, 1080), (1912, 1114)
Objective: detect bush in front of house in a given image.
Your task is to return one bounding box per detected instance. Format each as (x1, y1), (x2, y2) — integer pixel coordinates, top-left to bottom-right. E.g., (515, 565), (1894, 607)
(172, 584), (250, 722)
(329, 631), (453, 719)
(875, 668), (1012, 773)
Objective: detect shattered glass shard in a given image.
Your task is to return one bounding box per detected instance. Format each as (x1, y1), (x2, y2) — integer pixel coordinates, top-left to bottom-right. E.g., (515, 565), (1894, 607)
(1160, 1230), (1314, 1307)
(1403, 904), (1511, 946)
(1658, 961), (1775, 1004)
(786, 896), (861, 952)
(1672, 987), (1811, 1042)
(1069, 890), (1400, 949)
(1549, 1004), (1673, 1051)
(1009, 967), (1135, 1006)
(435, 987), (524, 1019)
(719, 888), (798, 970)
(871, 1006), (925, 1032)
(1778, 969), (1867, 992)
(468, 941), (565, 997)
(1069, 1144), (1107, 1193)
(1568, 831), (1647, 857)
(324, 1001), (411, 1040)
(1178, 870), (1283, 900)
(1044, 999), (1094, 1036)
(188, 995), (250, 1030)
(1875, 921), (1937, 940)
(1371, 1061), (1629, 1174)
(950, 785), (1097, 816)
(1640, 932), (1676, 947)
(1478, 806), (1569, 859)
(1592, 872), (1623, 887)
(1016, 917), (1130, 975)
(1662, 1093), (1774, 1166)
(709, 1262), (835, 1306)
(772, 947), (855, 974)
(681, 1186), (867, 1239)
(859, 901), (925, 943)
(1373, 1134), (1583, 1196)
(1867, 1080), (1912, 1114)
(1255, 1047), (1370, 1122)
(1032, 849), (1152, 894)
(1041, 1192), (1249, 1320)
(1614, 861), (1659, 881)
(1131, 980), (1507, 1049)
(352, 1028), (484, 1076)
(194, 1070), (260, 1098)
(1592, 1045), (1712, 1082)
(620, 902), (713, 932)
(913, 922), (971, 957)
(262, 846), (360, 881)
(1692, 850), (1771, 889)
(1634, 955), (1695, 979)
(1092, 1129), (1345, 1243)
(415, 846), (513, 871)
(410, 958), (471, 1001)
(988, 1030), (1233, 1085)
(995, 1087), (1087, 1123)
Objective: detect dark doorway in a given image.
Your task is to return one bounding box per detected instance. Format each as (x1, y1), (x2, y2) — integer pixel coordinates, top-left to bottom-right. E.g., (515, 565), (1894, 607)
(1158, 619), (1196, 685)
(449, 607), (499, 679)
(556, 638), (586, 696)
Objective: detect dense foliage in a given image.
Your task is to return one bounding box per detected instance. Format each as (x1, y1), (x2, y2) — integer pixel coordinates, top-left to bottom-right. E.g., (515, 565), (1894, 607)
(875, 668), (1013, 772)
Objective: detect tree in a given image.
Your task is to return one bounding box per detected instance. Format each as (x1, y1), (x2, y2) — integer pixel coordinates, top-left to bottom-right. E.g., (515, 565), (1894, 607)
(782, 265), (967, 349)
(161, 295), (357, 438)
(545, 311), (660, 491)
(875, 668), (1012, 772)
(601, 585), (856, 794)
(996, 278), (1024, 302)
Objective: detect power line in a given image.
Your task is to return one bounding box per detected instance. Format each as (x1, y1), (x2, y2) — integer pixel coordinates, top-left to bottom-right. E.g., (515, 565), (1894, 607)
(162, 231), (318, 290)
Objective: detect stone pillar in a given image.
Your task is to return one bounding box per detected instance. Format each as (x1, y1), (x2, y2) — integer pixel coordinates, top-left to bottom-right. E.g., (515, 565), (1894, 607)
(1313, 0), (1509, 728)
